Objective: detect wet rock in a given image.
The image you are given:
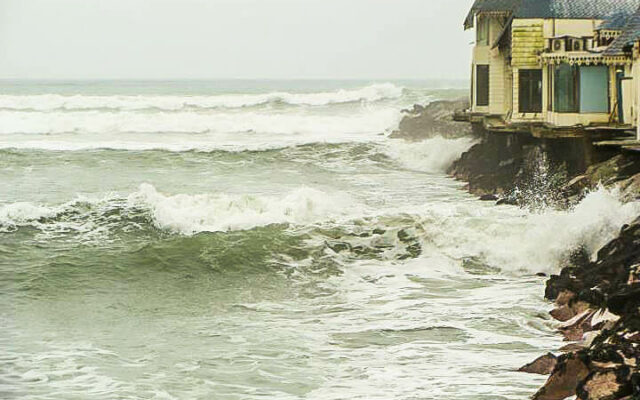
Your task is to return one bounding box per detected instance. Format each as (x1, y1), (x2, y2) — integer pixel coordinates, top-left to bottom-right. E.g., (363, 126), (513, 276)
(519, 353), (558, 375)
(584, 154), (640, 189)
(533, 353), (590, 400)
(556, 290), (576, 307)
(496, 197), (518, 206)
(389, 99), (472, 141)
(577, 368), (634, 400)
(535, 217), (640, 400)
(559, 310), (596, 341)
(562, 174), (589, 197)
(447, 133), (537, 198)
(559, 343), (586, 352)
(479, 194), (498, 201)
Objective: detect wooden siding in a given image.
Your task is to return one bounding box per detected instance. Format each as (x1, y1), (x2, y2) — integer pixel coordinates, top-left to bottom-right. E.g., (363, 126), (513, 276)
(512, 20), (544, 68)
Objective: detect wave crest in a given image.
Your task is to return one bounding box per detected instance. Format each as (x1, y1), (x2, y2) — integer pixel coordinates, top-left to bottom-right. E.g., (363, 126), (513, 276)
(129, 184), (358, 235)
(0, 84), (403, 112)
(383, 137), (477, 173)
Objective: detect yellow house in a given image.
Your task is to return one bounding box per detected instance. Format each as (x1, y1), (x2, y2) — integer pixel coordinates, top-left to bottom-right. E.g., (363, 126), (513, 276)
(465, 0), (640, 133)
(599, 6), (640, 138)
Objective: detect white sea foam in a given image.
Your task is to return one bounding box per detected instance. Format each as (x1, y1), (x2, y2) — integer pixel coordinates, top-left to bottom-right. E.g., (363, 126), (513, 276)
(0, 202), (58, 225)
(129, 184), (360, 235)
(383, 137), (477, 173)
(415, 186), (640, 273)
(0, 108), (401, 151)
(0, 84), (403, 111)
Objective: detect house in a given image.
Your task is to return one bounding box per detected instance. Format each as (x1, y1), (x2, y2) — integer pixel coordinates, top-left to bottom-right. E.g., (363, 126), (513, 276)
(602, 6), (640, 139)
(465, 0), (640, 136)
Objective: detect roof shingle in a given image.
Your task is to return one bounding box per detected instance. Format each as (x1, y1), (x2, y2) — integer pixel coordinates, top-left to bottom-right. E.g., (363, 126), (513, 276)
(604, 6), (640, 55)
(465, 0), (640, 29)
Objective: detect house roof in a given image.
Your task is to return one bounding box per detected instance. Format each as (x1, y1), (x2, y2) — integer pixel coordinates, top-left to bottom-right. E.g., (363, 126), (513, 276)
(464, 0), (522, 29)
(604, 6), (640, 55)
(465, 0), (640, 29)
(598, 11), (635, 30)
(516, 0), (640, 19)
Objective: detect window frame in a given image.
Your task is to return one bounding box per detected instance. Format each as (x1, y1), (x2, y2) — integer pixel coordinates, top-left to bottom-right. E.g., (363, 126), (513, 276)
(476, 64), (490, 107)
(553, 64), (580, 114)
(518, 69), (543, 113)
(477, 15), (490, 46)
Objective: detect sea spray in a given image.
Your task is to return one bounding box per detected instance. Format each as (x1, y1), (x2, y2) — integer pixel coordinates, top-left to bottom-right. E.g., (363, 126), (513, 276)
(414, 186), (640, 274)
(383, 136), (478, 173)
(507, 147), (569, 211)
(128, 184), (361, 235)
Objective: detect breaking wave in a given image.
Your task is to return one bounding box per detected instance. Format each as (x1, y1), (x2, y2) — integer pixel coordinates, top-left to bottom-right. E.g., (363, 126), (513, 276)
(384, 136), (477, 173)
(0, 84), (403, 112)
(3, 182), (638, 275)
(129, 184), (359, 234)
(415, 186), (640, 274)
(0, 109), (401, 143)
(0, 184), (361, 236)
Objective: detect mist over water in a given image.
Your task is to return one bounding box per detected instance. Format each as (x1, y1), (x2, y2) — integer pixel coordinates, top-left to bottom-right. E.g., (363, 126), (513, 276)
(1, 81), (637, 399)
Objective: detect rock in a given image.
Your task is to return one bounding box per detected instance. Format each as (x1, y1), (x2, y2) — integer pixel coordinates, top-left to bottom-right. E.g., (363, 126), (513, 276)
(533, 354), (590, 400)
(559, 309), (596, 341)
(550, 305), (576, 322)
(389, 99), (472, 141)
(535, 217), (640, 400)
(562, 174), (589, 197)
(577, 368), (634, 400)
(556, 290), (576, 307)
(584, 154), (640, 188)
(607, 284), (640, 316)
(496, 197), (518, 206)
(519, 353), (558, 375)
(559, 343), (585, 352)
(479, 194), (498, 201)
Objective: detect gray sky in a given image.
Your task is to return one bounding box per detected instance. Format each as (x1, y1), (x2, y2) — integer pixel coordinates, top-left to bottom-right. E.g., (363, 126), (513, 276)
(0, 0), (474, 80)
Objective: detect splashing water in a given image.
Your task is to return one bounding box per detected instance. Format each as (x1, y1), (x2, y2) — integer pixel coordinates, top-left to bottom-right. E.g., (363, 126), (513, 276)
(1, 81), (637, 400)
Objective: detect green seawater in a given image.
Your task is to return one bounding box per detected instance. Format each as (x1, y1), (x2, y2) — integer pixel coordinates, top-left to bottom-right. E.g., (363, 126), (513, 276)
(3, 80), (628, 399)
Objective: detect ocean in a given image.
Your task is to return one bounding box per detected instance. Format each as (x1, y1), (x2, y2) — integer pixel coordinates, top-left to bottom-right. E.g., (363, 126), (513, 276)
(1, 80), (638, 399)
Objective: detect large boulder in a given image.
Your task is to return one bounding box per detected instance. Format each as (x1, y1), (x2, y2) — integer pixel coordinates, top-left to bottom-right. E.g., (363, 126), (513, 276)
(389, 99), (472, 141)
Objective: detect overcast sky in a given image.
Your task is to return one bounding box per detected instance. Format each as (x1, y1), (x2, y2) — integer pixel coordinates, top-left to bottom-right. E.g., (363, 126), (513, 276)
(0, 0), (475, 80)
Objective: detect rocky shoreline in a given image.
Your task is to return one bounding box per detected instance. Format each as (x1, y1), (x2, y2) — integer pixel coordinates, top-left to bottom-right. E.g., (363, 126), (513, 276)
(392, 102), (640, 399)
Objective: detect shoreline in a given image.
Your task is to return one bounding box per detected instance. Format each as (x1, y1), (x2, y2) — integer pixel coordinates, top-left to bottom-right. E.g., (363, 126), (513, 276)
(392, 100), (640, 399)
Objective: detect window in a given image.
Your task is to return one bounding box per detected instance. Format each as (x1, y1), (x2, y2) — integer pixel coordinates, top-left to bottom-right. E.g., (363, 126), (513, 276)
(477, 16), (489, 46)
(476, 65), (490, 107)
(554, 64), (579, 113)
(579, 66), (609, 113)
(519, 69), (543, 113)
(547, 65), (553, 111)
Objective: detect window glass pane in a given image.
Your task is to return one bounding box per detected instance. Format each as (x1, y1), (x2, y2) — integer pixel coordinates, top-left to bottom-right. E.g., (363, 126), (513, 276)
(476, 65), (489, 106)
(519, 69), (542, 113)
(554, 65), (579, 113)
(477, 16), (489, 45)
(579, 66), (608, 113)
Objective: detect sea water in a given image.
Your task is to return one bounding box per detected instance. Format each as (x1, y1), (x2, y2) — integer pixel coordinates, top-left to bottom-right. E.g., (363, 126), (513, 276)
(1, 80), (638, 400)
